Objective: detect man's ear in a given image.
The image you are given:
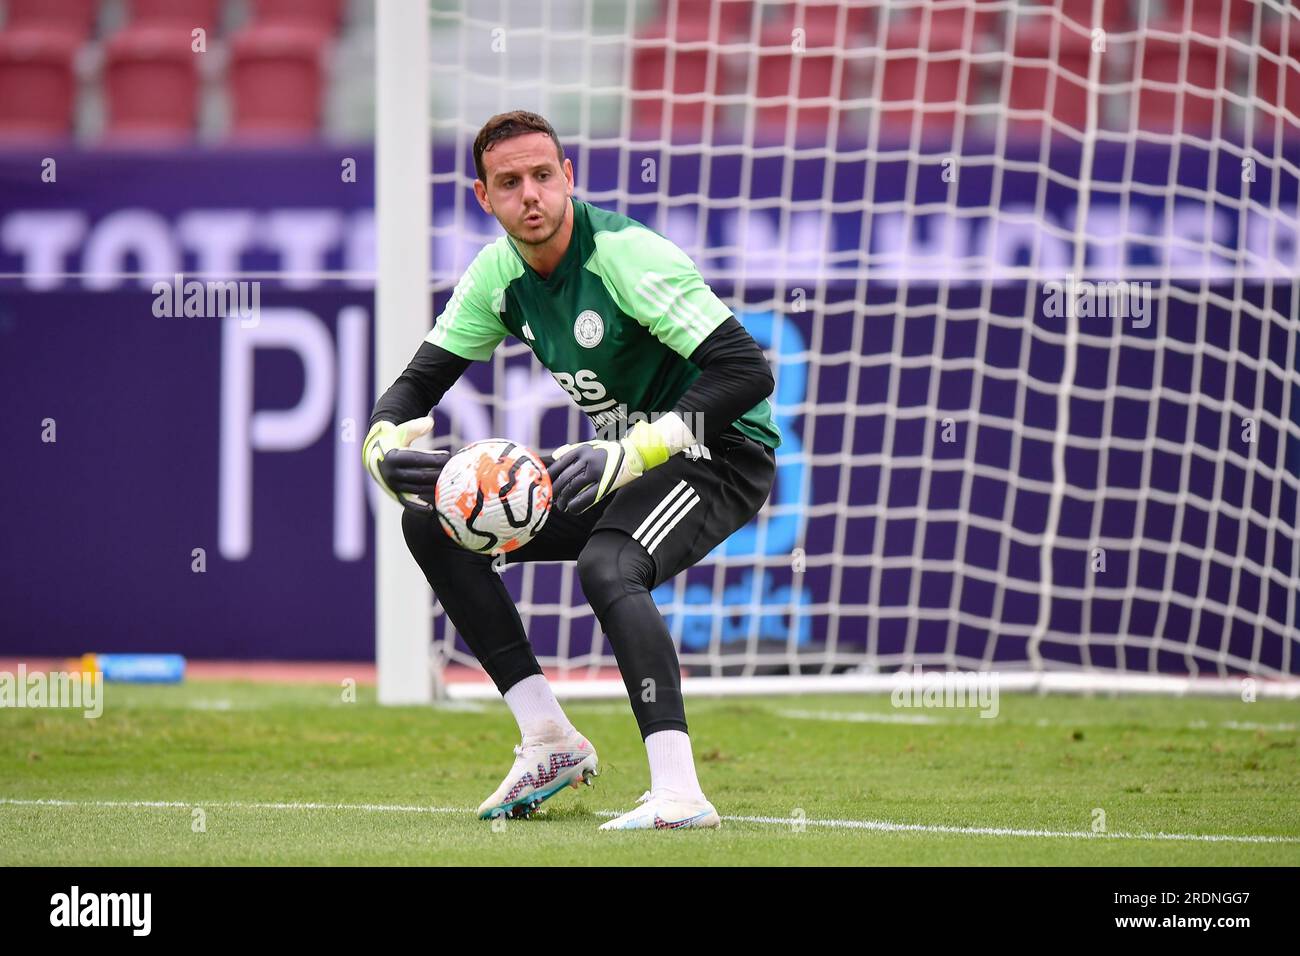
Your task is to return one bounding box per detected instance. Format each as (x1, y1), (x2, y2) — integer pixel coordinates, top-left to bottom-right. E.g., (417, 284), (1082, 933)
(473, 179), (493, 214)
(563, 157), (574, 196)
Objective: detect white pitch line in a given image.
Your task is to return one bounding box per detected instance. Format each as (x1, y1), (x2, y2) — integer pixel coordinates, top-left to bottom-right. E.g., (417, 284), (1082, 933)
(2, 798), (1296, 845)
(778, 709), (951, 725)
(1217, 721), (1298, 732)
(712, 814), (1300, 844)
(779, 709), (1300, 733)
(0, 798), (462, 814)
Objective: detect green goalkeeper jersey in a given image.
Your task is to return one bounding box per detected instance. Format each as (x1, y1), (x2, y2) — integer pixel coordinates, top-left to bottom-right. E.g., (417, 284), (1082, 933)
(426, 198), (781, 450)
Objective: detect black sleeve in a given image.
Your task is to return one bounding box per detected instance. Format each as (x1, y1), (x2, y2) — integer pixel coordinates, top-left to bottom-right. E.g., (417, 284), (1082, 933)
(368, 342), (472, 429)
(671, 316), (775, 445)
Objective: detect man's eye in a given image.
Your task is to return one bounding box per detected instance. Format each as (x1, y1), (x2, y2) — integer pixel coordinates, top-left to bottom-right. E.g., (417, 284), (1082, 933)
(503, 179), (516, 188)
(538, 171), (549, 179)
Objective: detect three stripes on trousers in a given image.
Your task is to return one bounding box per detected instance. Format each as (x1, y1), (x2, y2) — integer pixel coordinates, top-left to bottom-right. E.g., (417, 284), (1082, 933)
(633, 480), (700, 555)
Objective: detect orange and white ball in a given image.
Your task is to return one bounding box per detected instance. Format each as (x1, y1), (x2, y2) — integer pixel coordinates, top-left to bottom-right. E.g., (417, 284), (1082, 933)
(434, 439), (552, 555)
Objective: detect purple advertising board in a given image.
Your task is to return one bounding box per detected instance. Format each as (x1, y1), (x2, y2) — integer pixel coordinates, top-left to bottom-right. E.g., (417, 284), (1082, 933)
(1, 142), (1296, 671)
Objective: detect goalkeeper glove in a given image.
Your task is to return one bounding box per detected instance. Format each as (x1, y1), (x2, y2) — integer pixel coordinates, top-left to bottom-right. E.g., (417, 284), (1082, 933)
(547, 413), (697, 513)
(362, 417), (449, 515)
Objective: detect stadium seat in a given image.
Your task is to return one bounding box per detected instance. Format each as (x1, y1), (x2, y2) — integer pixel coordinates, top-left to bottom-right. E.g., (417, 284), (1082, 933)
(780, 2), (877, 40)
(3, 0), (98, 42)
(632, 3), (879, 140)
(1008, 15), (1094, 135)
(1161, 0), (1257, 32)
(1254, 17), (1300, 141)
(0, 27), (80, 139)
(878, 12), (984, 139)
(248, 0), (344, 35)
(1138, 17), (1231, 132)
(102, 24), (199, 141)
(1053, 0), (1133, 31)
(227, 23), (327, 139)
(715, 0), (756, 40)
(631, 11), (722, 140)
(127, 0), (223, 34)
(753, 13), (850, 138)
(878, 2), (1003, 45)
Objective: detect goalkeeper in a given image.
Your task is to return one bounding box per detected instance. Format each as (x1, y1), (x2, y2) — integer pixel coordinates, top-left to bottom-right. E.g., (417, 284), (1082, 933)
(365, 111), (780, 830)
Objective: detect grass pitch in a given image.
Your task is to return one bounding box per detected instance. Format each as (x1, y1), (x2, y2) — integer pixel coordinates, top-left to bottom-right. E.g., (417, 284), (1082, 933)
(1, 681), (1297, 866)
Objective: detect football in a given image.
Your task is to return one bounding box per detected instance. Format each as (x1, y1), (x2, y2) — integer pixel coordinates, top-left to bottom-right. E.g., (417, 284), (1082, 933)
(434, 439), (553, 555)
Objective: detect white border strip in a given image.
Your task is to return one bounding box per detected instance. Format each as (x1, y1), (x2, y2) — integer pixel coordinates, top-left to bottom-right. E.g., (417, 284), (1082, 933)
(443, 672), (1300, 701)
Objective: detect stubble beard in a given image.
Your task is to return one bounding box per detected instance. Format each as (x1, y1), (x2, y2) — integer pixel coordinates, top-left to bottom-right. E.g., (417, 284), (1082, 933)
(509, 202), (566, 248)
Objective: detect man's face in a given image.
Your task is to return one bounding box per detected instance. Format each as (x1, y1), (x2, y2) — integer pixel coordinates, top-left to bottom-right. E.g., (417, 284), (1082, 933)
(474, 132), (574, 246)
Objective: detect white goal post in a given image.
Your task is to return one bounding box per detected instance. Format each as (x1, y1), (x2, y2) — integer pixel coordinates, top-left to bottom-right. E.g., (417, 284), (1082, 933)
(376, 0), (1300, 703)
(375, 0), (435, 704)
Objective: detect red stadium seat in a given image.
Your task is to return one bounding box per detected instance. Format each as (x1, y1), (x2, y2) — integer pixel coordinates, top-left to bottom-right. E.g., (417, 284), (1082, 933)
(780, 2), (877, 40)
(1008, 16), (1094, 135)
(631, 10), (722, 140)
(227, 23), (327, 140)
(658, 0), (869, 40)
(753, 14), (849, 138)
(248, 0), (344, 35)
(4, 0), (98, 42)
(632, 3), (879, 141)
(0, 27), (80, 139)
(1138, 17), (1231, 133)
(1161, 0), (1257, 32)
(715, 0), (757, 40)
(1054, 0), (1133, 32)
(127, 0), (223, 34)
(881, 2), (1003, 45)
(1254, 18), (1300, 141)
(102, 24), (199, 141)
(878, 12), (985, 139)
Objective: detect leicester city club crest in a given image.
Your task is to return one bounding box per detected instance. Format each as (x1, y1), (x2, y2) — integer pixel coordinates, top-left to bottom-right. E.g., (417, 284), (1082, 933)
(574, 310), (604, 348)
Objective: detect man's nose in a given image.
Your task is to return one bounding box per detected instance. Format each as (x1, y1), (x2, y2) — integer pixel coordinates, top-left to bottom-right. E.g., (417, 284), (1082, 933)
(521, 175), (540, 205)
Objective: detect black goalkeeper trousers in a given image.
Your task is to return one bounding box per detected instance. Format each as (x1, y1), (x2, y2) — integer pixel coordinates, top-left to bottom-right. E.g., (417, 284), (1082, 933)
(402, 430), (776, 739)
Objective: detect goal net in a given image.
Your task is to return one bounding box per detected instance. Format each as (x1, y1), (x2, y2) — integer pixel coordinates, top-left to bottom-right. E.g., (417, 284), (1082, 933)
(381, 0), (1300, 699)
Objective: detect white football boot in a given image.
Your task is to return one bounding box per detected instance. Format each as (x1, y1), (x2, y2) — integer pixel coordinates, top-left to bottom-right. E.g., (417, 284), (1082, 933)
(476, 726), (598, 820)
(597, 789), (722, 831)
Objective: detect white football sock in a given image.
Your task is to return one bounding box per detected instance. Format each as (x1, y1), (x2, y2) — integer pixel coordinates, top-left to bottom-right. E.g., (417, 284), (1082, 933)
(645, 729), (705, 799)
(503, 674), (576, 740)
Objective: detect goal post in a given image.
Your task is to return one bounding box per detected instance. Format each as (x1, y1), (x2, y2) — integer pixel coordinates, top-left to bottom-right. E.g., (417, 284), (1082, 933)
(375, 0), (434, 705)
(376, 0), (1300, 703)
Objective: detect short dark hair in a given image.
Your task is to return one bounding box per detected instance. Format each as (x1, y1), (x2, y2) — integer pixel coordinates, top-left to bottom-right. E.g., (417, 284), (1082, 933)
(473, 110), (565, 184)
